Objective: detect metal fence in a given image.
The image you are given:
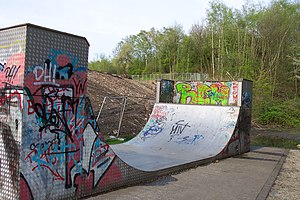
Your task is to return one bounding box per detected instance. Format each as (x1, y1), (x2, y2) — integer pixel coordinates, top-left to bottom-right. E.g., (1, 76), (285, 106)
(131, 73), (209, 81)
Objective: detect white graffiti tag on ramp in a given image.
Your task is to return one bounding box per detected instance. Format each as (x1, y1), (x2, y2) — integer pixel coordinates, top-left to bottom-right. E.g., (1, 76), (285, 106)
(110, 103), (240, 171)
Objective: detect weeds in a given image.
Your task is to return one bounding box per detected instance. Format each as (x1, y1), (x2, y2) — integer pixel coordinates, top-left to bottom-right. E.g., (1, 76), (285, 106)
(254, 99), (300, 128)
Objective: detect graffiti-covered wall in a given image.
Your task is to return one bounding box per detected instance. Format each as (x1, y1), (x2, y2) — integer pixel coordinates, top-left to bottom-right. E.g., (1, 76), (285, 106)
(18, 25), (117, 200)
(0, 25), (26, 200)
(0, 24), (120, 200)
(158, 80), (241, 106)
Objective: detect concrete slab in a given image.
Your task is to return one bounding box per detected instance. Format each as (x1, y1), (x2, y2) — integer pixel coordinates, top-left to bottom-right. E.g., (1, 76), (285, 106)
(111, 103), (240, 171)
(87, 146), (288, 200)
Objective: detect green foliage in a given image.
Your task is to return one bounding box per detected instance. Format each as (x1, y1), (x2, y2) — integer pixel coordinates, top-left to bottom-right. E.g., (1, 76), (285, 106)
(112, 42), (133, 75)
(105, 135), (135, 145)
(255, 99), (300, 128)
(88, 54), (117, 74)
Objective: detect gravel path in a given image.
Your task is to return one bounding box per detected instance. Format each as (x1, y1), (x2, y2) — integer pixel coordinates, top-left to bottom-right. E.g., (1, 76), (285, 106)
(267, 150), (300, 200)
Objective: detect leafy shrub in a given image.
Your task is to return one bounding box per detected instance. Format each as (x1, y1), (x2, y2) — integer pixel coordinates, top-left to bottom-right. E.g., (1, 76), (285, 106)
(255, 99), (300, 128)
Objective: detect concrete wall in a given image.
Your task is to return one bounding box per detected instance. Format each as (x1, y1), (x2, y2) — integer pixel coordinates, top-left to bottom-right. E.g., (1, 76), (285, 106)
(0, 25), (26, 200)
(16, 24), (118, 200)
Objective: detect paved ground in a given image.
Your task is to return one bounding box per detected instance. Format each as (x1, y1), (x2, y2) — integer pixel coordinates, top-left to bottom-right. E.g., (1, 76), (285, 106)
(87, 146), (288, 200)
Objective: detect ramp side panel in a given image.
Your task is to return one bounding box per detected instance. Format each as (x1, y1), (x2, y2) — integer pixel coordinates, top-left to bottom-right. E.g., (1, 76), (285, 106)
(111, 103), (240, 171)
(218, 80), (253, 158)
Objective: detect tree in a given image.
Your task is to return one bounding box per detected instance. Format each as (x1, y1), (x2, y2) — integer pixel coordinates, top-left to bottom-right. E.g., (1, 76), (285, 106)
(113, 41), (133, 75)
(160, 24), (185, 74)
(88, 54), (116, 73)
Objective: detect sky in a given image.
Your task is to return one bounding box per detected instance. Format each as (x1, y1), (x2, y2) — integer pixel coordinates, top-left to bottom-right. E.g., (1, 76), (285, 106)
(0, 0), (270, 61)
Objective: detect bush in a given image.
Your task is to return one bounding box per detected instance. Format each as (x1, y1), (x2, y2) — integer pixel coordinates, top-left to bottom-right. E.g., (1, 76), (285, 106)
(255, 99), (300, 128)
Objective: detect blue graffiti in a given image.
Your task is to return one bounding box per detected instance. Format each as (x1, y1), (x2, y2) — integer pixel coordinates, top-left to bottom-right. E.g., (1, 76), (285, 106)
(25, 49), (79, 77)
(27, 139), (81, 171)
(141, 118), (165, 140)
(143, 125), (163, 137)
(159, 79), (174, 103)
(0, 62), (5, 71)
(242, 92), (252, 108)
(175, 134), (204, 145)
(226, 121), (236, 129)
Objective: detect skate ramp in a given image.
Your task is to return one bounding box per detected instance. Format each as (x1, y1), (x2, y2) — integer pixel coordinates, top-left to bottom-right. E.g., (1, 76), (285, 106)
(111, 103), (240, 171)
(0, 24), (252, 200)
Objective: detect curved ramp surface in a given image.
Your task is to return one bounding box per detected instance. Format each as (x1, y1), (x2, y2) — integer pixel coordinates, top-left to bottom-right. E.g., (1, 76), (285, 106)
(111, 103), (240, 171)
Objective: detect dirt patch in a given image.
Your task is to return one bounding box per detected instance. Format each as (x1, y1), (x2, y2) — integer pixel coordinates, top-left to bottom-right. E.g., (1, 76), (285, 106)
(87, 70), (156, 136)
(250, 128), (300, 141)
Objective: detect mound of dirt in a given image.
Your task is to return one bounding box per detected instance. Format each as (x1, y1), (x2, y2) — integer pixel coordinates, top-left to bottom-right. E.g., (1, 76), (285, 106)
(87, 70), (156, 136)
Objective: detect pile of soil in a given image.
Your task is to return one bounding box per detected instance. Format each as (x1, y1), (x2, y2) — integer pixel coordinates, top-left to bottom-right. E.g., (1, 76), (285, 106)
(87, 70), (156, 136)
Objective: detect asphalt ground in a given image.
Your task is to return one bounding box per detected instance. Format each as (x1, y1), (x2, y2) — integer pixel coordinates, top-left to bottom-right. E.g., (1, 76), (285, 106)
(87, 146), (288, 200)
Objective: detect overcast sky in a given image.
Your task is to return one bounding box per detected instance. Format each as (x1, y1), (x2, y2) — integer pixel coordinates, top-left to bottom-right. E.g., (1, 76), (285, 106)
(0, 0), (270, 61)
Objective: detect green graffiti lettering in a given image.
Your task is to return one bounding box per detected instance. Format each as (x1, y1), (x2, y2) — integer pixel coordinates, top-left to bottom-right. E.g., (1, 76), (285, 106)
(175, 82), (230, 105)
(175, 83), (197, 104)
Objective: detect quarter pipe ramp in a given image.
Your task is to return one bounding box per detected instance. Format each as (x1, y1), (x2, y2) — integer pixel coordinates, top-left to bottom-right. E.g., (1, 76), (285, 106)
(111, 103), (240, 171)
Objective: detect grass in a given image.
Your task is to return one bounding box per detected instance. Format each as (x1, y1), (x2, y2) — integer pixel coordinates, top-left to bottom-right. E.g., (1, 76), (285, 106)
(251, 136), (300, 149)
(105, 135), (135, 145)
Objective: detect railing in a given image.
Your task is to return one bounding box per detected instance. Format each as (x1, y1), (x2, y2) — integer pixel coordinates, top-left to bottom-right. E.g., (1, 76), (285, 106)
(131, 73), (209, 81)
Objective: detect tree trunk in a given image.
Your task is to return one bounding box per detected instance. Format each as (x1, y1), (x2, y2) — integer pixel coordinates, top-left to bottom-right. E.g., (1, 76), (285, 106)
(211, 27), (215, 79)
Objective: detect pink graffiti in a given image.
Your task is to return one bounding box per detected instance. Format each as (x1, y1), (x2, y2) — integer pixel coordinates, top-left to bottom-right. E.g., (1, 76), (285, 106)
(0, 53), (25, 87)
(151, 105), (167, 120)
(0, 90), (23, 110)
